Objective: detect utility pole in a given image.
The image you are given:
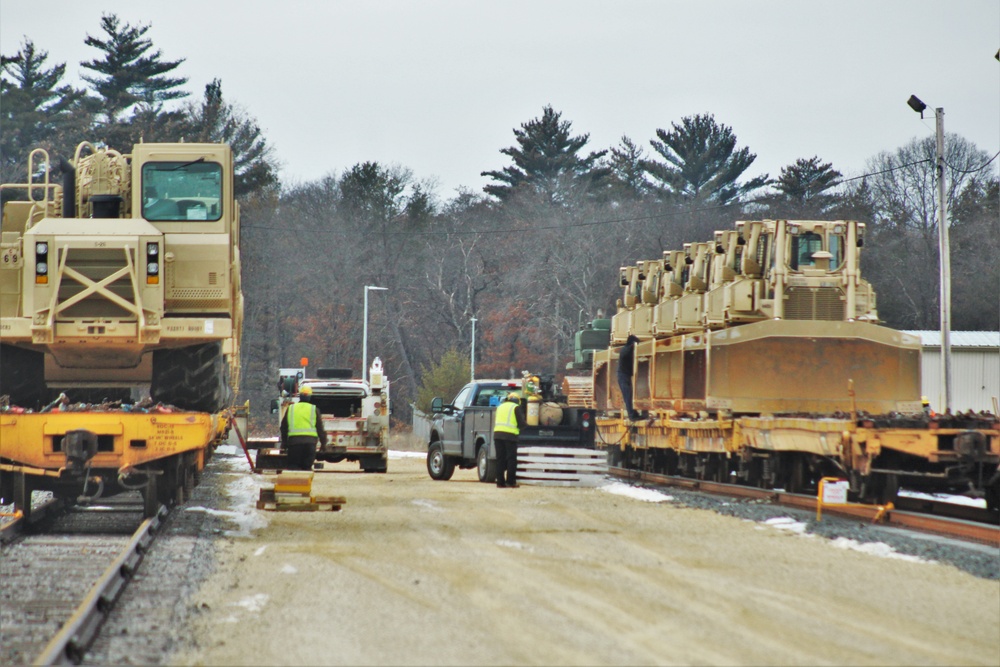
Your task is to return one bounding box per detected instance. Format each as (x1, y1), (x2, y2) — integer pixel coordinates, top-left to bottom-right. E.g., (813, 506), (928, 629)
(907, 95), (951, 413)
(470, 317), (477, 382)
(934, 107), (952, 414)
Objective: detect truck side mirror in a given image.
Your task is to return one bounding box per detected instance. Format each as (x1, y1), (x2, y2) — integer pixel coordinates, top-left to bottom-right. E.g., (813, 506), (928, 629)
(431, 397), (443, 413)
(270, 399), (279, 414)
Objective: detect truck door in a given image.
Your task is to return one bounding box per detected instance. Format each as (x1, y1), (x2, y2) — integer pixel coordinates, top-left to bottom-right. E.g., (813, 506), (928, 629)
(441, 385), (473, 456)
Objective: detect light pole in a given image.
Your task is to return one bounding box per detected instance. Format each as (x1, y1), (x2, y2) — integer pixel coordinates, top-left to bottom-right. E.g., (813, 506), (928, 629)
(363, 285), (387, 383)
(907, 95), (951, 412)
(470, 317), (477, 381)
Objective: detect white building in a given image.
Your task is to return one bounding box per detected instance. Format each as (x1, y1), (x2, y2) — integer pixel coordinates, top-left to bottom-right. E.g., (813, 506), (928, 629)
(902, 331), (1000, 413)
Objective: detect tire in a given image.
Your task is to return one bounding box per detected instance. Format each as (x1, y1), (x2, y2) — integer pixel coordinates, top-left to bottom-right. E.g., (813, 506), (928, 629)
(151, 342), (231, 412)
(477, 443), (496, 483)
(361, 455), (388, 473)
(426, 442), (454, 481)
(0, 344), (46, 410)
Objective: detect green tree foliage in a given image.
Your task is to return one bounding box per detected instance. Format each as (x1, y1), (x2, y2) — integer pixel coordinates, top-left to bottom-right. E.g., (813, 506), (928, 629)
(185, 79), (279, 198)
(415, 349), (470, 413)
(642, 113), (767, 205)
(0, 39), (89, 184)
(482, 105), (609, 203)
(81, 14), (188, 145)
(762, 156), (843, 217)
(338, 161), (411, 225)
(605, 136), (649, 201)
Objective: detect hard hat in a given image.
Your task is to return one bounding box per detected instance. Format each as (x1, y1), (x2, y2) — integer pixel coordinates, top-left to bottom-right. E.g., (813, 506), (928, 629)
(299, 385), (313, 396)
(506, 392), (520, 401)
(921, 396), (929, 405)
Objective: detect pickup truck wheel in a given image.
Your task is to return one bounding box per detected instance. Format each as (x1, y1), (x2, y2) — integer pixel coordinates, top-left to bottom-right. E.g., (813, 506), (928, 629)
(477, 444), (496, 483)
(427, 442), (454, 481)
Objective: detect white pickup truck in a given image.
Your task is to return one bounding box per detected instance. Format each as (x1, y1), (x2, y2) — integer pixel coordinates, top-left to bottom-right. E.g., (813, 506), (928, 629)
(269, 359), (390, 473)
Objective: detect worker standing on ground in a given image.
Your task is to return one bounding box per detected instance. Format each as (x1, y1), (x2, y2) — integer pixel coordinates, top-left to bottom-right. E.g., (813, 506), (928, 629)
(618, 334), (640, 421)
(493, 392), (525, 488)
(280, 385), (327, 470)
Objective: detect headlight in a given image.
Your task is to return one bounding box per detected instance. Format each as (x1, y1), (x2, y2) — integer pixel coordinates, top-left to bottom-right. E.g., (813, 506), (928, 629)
(147, 262), (159, 274)
(36, 242), (48, 254)
(36, 262), (48, 275)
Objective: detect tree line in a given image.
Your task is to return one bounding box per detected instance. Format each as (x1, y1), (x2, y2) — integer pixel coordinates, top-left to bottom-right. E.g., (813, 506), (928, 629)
(3, 14), (997, 431)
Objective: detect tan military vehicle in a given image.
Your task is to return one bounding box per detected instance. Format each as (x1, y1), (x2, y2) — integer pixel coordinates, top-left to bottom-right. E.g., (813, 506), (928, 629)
(0, 141), (242, 412)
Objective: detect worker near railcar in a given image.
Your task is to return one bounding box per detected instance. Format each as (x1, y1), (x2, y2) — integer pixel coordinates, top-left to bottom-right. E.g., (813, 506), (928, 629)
(280, 385), (327, 470)
(493, 392), (525, 488)
(618, 334), (641, 421)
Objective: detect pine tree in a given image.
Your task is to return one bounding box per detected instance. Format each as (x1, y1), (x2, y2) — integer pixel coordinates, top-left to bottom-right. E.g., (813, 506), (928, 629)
(642, 113), (767, 205)
(80, 13), (188, 143)
(761, 156), (842, 217)
(482, 105), (609, 203)
(606, 136), (649, 201)
(0, 40), (89, 181)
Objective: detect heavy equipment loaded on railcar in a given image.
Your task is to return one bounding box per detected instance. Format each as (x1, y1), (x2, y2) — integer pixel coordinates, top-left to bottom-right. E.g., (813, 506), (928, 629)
(0, 139), (244, 518)
(593, 219), (1000, 510)
(0, 140), (242, 411)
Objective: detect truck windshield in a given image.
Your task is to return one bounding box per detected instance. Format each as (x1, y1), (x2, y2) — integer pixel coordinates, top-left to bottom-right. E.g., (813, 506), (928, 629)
(141, 160), (223, 221)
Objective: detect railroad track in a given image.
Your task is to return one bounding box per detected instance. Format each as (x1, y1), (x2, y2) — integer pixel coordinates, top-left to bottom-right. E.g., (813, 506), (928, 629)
(608, 465), (1000, 547)
(0, 494), (164, 665)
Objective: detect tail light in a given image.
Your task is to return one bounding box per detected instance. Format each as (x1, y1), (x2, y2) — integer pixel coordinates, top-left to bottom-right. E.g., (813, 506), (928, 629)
(146, 242), (159, 284)
(35, 241), (48, 284)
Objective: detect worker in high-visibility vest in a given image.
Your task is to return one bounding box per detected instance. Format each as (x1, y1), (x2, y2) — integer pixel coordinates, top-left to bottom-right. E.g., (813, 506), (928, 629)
(493, 392), (525, 488)
(280, 384), (328, 470)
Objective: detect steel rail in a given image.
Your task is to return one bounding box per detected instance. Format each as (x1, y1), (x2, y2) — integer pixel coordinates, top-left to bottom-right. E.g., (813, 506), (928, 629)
(608, 466), (1000, 547)
(33, 505), (166, 666)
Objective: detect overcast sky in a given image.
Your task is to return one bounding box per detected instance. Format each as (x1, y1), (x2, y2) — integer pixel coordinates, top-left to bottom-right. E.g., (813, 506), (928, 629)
(3, 1), (998, 198)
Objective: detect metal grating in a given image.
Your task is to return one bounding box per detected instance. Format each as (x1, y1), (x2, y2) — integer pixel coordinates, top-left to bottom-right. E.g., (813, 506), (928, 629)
(784, 286), (845, 321)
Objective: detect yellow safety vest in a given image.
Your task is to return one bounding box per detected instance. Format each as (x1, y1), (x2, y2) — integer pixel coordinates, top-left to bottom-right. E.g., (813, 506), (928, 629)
(287, 401), (319, 438)
(494, 400), (519, 436)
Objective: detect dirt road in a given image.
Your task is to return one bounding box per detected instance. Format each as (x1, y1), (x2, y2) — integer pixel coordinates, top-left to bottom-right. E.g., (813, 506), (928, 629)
(172, 453), (999, 666)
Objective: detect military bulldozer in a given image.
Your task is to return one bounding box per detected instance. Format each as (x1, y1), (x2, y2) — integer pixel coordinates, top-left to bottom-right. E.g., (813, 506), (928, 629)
(0, 141), (242, 412)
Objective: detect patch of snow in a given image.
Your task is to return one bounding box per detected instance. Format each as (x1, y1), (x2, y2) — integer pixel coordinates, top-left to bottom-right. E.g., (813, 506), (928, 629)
(497, 539), (533, 552)
(254, 546), (267, 557)
(830, 537), (933, 564)
(898, 489), (987, 509)
(230, 593), (269, 613)
(411, 499), (443, 512)
(390, 450), (426, 459)
(599, 481), (673, 503)
(281, 563), (297, 574)
(763, 517), (809, 534)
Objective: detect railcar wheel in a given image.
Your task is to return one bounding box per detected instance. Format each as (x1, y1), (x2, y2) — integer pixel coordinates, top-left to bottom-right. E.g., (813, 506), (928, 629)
(427, 442), (454, 481)
(476, 443), (496, 483)
(143, 474), (160, 518)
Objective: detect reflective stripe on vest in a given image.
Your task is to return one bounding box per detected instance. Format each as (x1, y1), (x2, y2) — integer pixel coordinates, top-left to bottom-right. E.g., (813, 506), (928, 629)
(287, 401), (319, 437)
(494, 400), (519, 436)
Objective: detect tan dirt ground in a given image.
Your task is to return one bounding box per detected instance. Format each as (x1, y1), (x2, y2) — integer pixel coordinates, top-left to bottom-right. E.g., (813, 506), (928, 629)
(171, 455), (1000, 667)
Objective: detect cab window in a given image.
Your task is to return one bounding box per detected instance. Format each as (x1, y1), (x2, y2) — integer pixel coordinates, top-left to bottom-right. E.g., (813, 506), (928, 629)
(790, 232), (823, 270)
(451, 386), (473, 409)
(142, 160), (223, 222)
